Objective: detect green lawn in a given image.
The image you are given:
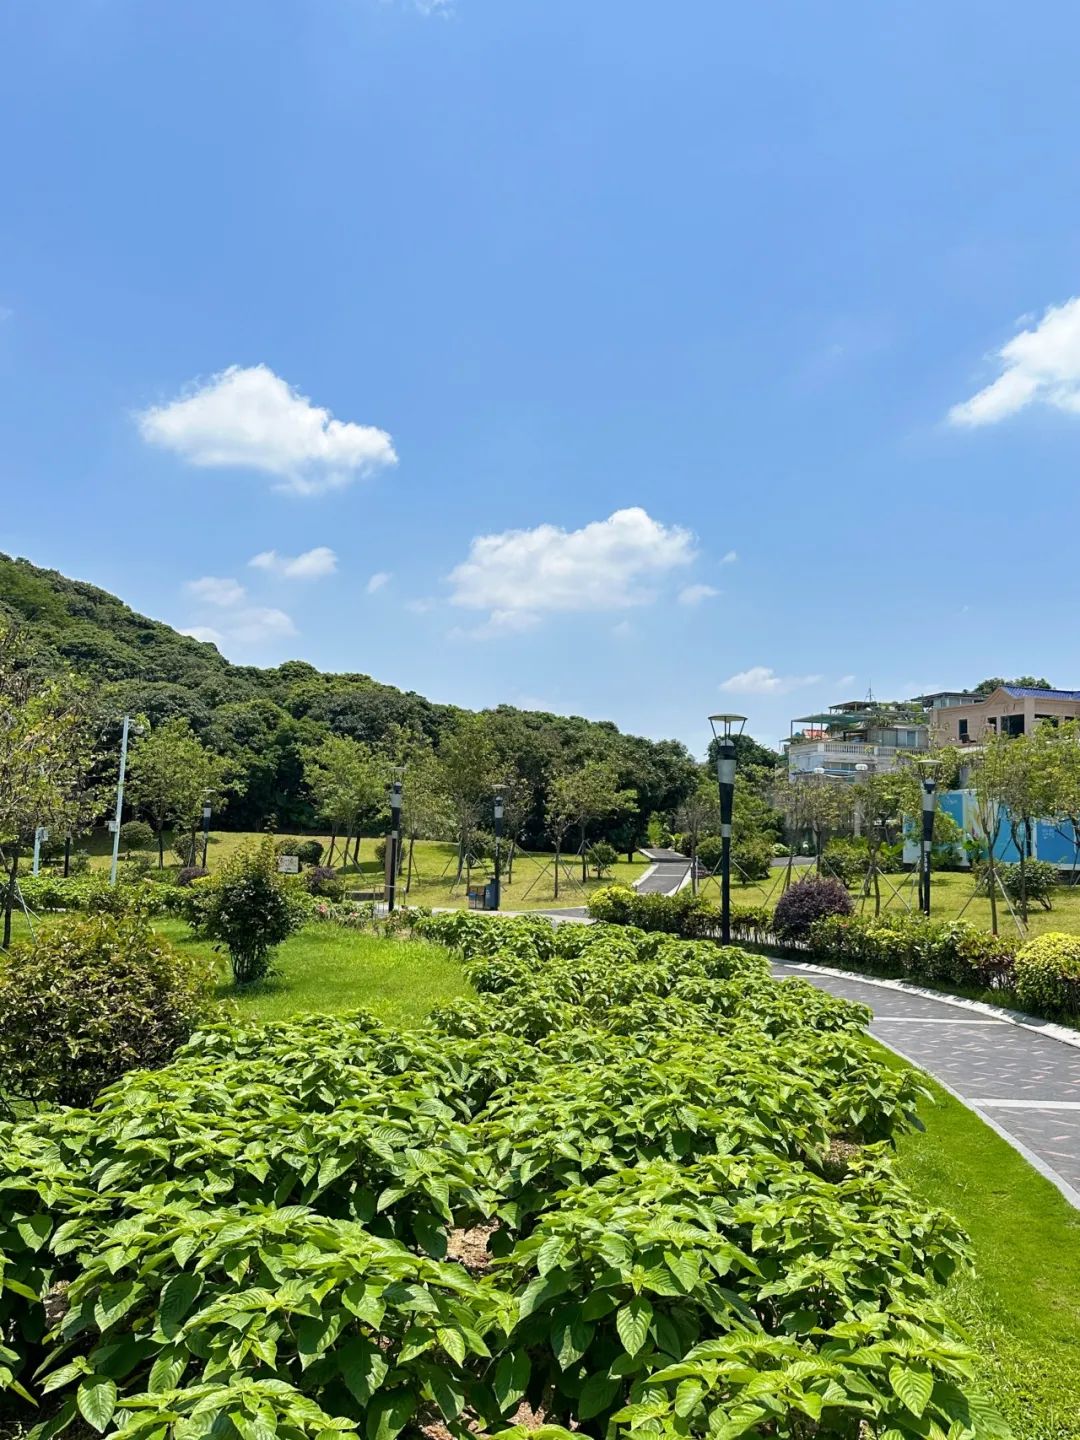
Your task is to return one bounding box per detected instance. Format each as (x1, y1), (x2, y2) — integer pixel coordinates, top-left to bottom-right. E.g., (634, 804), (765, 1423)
(879, 1046), (1080, 1440)
(153, 917), (471, 1026)
(702, 864), (1080, 940)
(77, 830), (646, 912)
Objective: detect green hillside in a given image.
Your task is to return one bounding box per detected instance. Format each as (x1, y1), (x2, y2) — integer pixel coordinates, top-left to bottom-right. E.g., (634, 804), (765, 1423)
(0, 552), (699, 839)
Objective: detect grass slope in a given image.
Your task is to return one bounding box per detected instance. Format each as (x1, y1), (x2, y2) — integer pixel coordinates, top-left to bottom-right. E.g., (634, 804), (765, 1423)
(882, 1048), (1080, 1440)
(153, 917), (471, 1026)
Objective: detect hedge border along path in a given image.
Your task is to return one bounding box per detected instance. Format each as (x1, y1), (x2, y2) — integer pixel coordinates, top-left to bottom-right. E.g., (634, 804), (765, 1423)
(770, 958), (1080, 1208)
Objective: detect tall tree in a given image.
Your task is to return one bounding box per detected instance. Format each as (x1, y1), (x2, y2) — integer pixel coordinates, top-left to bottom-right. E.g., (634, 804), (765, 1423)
(997, 726), (1058, 921)
(1043, 720), (1080, 883)
(967, 733), (1013, 934)
(551, 759), (637, 882)
(0, 630), (99, 944)
(127, 716), (232, 867)
(302, 734), (382, 867)
(437, 715), (499, 879)
(674, 772), (721, 895)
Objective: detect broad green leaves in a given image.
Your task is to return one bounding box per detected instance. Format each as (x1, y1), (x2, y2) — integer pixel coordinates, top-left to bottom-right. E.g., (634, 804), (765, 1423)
(0, 915), (1005, 1440)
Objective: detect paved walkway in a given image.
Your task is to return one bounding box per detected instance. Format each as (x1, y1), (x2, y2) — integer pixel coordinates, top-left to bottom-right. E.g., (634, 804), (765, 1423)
(771, 959), (1080, 1206)
(634, 859), (691, 895)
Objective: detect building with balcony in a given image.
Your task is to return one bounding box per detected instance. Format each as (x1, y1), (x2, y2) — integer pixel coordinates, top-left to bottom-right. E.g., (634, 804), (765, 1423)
(929, 685), (1080, 745)
(786, 698), (928, 778)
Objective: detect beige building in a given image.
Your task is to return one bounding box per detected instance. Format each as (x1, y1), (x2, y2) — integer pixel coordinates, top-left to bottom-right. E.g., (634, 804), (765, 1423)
(931, 685), (1080, 745)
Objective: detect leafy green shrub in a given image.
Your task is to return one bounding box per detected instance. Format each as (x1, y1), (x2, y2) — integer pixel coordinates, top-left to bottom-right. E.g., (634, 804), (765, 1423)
(0, 914), (215, 1107)
(194, 839), (305, 983)
(297, 838), (324, 866)
(274, 836), (302, 856)
(731, 834), (772, 881)
(977, 858), (1059, 910)
(822, 836), (869, 888)
(587, 840), (618, 878)
(119, 819), (154, 852)
(773, 874), (852, 942)
(175, 864), (209, 886)
(587, 885), (720, 938)
(695, 834), (723, 871)
(809, 913), (1016, 992)
(1014, 932), (1080, 1019)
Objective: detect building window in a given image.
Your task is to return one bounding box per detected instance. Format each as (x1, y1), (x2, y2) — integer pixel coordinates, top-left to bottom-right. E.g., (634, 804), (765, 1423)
(1003, 714), (1025, 737)
(958, 719), (968, 741)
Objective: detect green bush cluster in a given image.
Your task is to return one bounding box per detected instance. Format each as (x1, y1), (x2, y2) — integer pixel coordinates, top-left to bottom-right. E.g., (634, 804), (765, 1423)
(975, 858), (1060, 910)
(0, 914), (1004, 1439)
(17, 872), (183, 918)
(0, 914), (216, 1109)
(188, 840), (308, 983)
(587, 884), (769, 943)
(1013, 932), (1080, 1019)
(807, 914), (1017, 992)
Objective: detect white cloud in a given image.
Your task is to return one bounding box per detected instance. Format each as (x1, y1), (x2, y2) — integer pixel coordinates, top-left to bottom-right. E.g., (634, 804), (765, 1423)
(366, 571), (391, 594)
(721, 550), (738, 564)
(678, 583), (720, 607)
(719, 666), (823, 696)
(949, 297), (1080, 426)
(249, 546), (338, 579)
(138, 364), (397, 495)
(186, 576), (247, 607)
(835, 673), (856, 688)
(448, 507), (696, 630)
(405, 597), (435, 614)
(181, 625), (225, 646)
(182, 574), (296, 649)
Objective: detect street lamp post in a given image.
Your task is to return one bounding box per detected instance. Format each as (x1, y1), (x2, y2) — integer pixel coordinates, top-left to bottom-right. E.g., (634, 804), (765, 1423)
(709, 713), (747, 945)
(386, 776), (403, 912)
(109, 715), (134, 888)
(918, 761), (939, 917)
(201, 799), (213, 869)
(493, 792), (504, 910)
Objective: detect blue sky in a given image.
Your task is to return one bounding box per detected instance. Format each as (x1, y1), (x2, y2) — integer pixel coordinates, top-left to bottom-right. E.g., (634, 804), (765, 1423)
(4, 1), (1080, 754)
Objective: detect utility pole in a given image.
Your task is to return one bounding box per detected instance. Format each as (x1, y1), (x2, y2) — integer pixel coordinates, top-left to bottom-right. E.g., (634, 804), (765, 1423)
(386, 777), (403, 911)
(201, 799), (212, 868)
(493, 792), (504, 909)
(109, 715), (133, 887)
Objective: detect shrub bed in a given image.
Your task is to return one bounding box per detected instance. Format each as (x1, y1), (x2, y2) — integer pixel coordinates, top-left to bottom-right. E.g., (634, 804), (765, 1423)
(1014, 932), (1080, 1019)
(0, 914), (1004, 1438)
(807, 913), (1017, 992)
(587, 883), (770, 943)
(772, 873), (853, 942)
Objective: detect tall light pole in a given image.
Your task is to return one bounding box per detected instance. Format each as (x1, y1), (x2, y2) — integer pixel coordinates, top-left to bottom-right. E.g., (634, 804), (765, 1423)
(709, 713), (746, 945)
(200, 797), (213, 869)
(493, 792), (504, 910)
(109, 715), (134, 888)
(918, 760), (939, 917)
(386, 775), (403, 912)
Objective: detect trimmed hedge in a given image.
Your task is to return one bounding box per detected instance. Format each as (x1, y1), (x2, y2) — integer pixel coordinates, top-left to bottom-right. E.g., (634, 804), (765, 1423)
(587, 884), (770, 942)
(1014, 932), (1080, 1019)
(808, 913), (1016, 991)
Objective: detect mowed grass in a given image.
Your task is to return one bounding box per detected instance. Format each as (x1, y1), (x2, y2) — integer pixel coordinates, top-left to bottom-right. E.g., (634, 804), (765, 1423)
(79, 830), (646, 912)
(704, 864), (1080, 940)
(152, 917), (471, 1026)
(877, 1045), (1080, 1440)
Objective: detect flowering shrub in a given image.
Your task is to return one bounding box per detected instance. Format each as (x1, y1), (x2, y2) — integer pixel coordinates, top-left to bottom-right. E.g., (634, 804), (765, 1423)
(772, 874), (853, 942)
(302, 864), (345, 900)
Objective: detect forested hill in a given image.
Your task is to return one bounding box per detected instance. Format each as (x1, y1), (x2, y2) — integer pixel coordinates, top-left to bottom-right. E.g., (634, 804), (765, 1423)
(0, 552), (701, 838)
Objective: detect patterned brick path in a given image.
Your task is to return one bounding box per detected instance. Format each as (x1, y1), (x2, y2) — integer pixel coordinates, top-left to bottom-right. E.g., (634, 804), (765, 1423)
(771, 960), (1080, 1206)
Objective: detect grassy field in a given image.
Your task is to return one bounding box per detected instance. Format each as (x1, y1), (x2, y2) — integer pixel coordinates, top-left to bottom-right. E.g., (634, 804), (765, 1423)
(880, 1046), (1080, 1440)
(152, 916), (471, 1025)
(72, 829), (647, 911)
(700, 863), (1080, 940)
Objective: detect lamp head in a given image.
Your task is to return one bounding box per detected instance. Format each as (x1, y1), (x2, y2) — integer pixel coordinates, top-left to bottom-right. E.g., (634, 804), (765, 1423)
(708, 713), (747, 743)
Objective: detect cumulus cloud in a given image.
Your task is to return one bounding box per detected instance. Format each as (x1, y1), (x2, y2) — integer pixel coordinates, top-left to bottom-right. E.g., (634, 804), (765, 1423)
(721, 550), (738, 564)
(678, 583), (720, 607)
(949, 297), (1080, 426)
(186, 576), (247, 607)
(249, 546), (338, 579)
(138, 364), (397, 495)
(448, 507), (696, 630)
(719, 666), (823, 696)
(366, 571), (391, 594)
(182, 574), (296, 649)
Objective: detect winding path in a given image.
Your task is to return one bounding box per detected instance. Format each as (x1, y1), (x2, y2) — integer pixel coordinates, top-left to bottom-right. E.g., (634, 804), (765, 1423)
(771, 959), (1080, 1207)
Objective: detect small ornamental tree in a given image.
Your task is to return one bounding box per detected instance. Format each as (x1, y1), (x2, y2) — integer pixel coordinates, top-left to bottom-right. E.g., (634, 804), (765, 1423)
(0, 913), (215, 1109)
(119, 819), (155, 854)
(198, 838), (304, 983)
(773, 873), (853, 944)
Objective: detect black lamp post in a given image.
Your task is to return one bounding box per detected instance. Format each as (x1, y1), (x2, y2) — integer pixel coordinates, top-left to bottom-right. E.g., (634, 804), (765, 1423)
(709, 713), (747, 944)
(493, 792), (504, 910)
(918, 761), (939, 917)
(386, 776), (403, 912)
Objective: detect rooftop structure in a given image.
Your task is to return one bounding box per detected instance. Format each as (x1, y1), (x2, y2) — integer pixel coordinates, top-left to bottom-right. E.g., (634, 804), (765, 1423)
(787, 699), (928, 778)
